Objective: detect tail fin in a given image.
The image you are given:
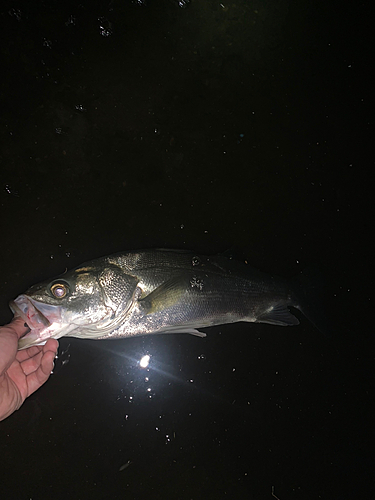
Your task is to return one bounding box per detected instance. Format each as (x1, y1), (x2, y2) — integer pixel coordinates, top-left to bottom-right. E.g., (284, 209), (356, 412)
(292, 267), (330, 337)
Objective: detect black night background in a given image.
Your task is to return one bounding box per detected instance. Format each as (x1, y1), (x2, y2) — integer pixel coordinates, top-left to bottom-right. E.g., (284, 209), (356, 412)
(0, 1), (372, 499)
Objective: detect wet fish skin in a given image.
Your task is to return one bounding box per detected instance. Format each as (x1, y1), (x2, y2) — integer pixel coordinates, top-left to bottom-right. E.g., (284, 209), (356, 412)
(10, 249), (303, 350)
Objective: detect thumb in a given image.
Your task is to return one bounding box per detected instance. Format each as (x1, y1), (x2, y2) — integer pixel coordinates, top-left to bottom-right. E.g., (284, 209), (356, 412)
(0, 318), (29, 374)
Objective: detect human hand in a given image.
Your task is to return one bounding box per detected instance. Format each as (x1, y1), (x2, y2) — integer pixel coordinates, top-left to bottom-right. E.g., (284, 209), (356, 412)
(0, 317), (59, 421)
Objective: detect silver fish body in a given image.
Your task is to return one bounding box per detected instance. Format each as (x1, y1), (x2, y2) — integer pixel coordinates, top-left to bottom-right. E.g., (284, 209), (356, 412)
(10, 249), (303, 350)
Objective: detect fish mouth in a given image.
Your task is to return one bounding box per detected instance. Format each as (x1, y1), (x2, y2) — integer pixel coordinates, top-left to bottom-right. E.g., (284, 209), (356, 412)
(10, 295), (63, 349)
(10, 295), (51, 329)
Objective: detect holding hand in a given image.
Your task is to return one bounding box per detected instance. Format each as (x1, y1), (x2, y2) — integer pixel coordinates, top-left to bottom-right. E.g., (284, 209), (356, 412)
(0, 317), (58, 421)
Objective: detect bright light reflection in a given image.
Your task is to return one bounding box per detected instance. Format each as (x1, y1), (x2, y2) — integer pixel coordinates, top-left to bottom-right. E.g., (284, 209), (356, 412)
(140, 354), (150, 368)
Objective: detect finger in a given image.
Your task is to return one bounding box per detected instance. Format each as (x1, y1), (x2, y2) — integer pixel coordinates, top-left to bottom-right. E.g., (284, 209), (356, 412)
(0, 323), (20, 374)
(9, 317), (31, 339)
(43, 339), (59, 354)
(19, 339), (59, 375)
(16, 345), (43, 362)
(26, 350), (57, 396)
(20, 350), (44, 376)
(16, 339), (59, 364)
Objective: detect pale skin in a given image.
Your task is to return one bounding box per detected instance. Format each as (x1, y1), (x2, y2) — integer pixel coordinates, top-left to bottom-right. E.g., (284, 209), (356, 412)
(0, 317), (58, 422)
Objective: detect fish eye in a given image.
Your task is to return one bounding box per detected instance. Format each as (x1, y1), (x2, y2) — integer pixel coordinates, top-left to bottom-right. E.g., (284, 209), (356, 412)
(50, 282), (69, 298)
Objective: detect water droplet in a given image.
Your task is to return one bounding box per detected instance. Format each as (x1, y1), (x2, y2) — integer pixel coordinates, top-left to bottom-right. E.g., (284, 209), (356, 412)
(75, 104), (87, 112)
(98, 17), (113, 37)
(8, 8), (22, 21)
(191, 256), (201, 266)
(65, 15), (76, 26)
(190, 276), (204, 290)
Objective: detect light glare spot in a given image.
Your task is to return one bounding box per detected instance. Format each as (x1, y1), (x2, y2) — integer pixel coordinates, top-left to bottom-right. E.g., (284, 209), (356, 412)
(140, 355), (150, 368)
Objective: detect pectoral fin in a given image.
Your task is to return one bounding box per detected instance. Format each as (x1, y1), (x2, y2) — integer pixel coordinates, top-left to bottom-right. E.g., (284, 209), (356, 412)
(154, 326), (207, 337)
(140, 276), (188, 314)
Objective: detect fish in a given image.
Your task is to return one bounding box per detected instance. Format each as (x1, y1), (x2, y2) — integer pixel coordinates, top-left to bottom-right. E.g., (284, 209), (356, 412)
(9, 249), (322, 350)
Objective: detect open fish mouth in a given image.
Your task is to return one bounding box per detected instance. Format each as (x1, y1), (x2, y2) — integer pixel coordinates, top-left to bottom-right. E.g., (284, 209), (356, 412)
(10, 295), (51, 329)
(9, 295), (63, 349)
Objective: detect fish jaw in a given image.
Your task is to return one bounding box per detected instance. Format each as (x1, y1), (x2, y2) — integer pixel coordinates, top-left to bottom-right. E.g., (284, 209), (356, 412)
(10, 295), (67, 349)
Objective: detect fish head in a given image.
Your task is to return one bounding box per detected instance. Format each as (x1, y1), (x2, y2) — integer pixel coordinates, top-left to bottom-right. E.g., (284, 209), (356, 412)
(10, 262), (140, 349)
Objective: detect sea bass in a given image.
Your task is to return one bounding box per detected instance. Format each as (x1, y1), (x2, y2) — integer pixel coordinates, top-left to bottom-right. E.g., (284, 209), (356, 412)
(10, 249), (316, 350)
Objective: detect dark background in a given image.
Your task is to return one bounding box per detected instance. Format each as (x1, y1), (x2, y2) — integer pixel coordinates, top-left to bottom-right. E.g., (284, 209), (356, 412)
(0, 0), (372, 499)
